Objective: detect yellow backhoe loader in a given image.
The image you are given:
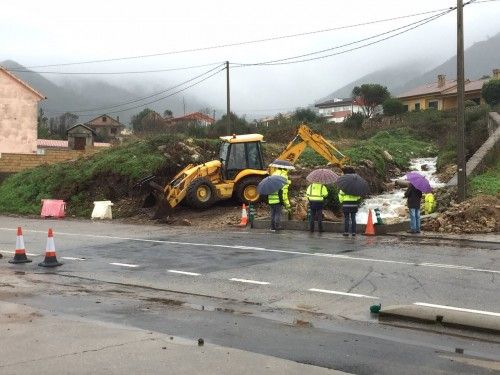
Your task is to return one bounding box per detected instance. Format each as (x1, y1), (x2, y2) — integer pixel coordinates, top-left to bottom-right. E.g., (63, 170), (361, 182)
(138, 124), (348, 214)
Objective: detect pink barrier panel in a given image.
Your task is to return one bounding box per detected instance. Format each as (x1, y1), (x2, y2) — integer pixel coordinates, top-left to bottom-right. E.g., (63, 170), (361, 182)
(40, 199), (66, 218)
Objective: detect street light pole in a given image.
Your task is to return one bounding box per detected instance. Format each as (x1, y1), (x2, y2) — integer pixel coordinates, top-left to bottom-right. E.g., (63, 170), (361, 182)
(456, 0), (466, 201)
(226, 61), (231, 135)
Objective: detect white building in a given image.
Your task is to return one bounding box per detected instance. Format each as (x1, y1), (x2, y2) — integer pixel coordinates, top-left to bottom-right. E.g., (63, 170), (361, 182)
(314, 98), (363, 123)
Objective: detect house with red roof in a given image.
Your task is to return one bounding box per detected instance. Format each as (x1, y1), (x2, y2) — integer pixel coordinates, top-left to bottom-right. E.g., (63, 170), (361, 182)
(314, 98), (363, 123)
(0, 66), (46, 154)
(398, 69), (500, 111)
(165, 112), (215, 127)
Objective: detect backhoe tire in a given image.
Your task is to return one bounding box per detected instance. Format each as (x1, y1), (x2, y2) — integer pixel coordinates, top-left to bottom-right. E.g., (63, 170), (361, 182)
(185, 178), (217, 209)
(235, 176), (263, 205)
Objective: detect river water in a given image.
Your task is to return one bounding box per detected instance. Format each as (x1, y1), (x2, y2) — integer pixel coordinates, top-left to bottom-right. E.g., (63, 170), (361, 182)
(356, 157), (445, 224)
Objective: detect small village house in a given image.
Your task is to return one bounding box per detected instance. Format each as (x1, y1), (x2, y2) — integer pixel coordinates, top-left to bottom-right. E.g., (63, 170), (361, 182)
(398, 69), (500, 111)
(67, 124), (96, 150)
(0, 66), (46, 154)
(314, 98), (363, 123)
(165, 112), (215, 127)
(84, 114), (125, 140)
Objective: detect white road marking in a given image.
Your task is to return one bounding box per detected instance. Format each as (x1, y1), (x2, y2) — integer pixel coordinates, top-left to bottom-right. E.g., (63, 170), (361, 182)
(230, 278), (270, 285)
(61, 256), (86, 261)
(0, 250), (40, 256)
(309, 288), (379, 299)
(414, 302), (500, 317)
(168, 270), (200, 276)
(0, 227), (498, 275)
(109, 262), (139, 268)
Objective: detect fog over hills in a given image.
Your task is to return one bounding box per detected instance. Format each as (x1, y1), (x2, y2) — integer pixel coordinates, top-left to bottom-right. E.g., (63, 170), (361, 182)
(319, 31), (500, 102)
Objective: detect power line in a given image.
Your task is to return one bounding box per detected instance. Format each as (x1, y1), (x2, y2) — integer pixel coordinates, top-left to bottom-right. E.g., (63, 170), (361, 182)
(45, 64), (225, 114)
(26, 7), (454, 69)
(6, 61), (224, 75)
(46, 67), (226, 117)
(232, 10), (453, 67)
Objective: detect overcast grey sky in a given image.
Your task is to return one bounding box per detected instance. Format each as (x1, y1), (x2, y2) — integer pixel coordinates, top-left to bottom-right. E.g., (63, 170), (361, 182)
(1, 0), (499, 117)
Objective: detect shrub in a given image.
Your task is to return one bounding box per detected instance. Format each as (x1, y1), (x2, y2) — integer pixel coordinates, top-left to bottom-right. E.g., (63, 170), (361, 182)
(382, 98), (405, 116)
(482, 79), (500, 106)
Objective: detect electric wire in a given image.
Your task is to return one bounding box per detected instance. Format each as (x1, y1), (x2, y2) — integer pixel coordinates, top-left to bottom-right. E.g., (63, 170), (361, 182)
(25, 7), (454, 69)
(45, 64), (225, 114)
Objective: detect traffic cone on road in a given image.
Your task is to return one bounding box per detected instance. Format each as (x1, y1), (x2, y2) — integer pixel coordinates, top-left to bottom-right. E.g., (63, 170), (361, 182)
(238, 204), (248, 227)
(38, 228), (62, 268)
(9, 227), (32, 264)
(364, 209), (376, 236)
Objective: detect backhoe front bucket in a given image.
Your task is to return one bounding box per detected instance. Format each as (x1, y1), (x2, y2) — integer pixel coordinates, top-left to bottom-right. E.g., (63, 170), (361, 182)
(134, 175), (172, 219)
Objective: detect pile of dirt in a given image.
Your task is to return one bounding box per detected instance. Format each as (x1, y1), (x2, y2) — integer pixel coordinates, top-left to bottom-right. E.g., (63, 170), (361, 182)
(422, 195), (500, 233)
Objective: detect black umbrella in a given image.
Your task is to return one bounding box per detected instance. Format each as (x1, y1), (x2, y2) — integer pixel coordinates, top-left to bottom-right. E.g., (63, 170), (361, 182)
(257, 175), (288, 195)
(336, 174), (369, 197)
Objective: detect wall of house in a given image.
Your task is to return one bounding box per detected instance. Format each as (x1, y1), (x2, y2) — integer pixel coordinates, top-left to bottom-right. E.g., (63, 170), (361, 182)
(0, 73), (40, 154)
(0, 148), (98, 173)
(401, 98), (427, 111)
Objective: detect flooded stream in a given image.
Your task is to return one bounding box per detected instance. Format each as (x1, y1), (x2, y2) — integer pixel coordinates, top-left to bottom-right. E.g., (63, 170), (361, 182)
(356, 157), (445, 224)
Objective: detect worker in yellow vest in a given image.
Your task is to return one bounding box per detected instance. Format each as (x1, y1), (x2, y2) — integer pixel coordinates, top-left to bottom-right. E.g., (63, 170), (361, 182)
(423, 193), (436, 215)
(306, 182), (329, 233)
(339, 190), (361, 236)
(268, 168), (291, 231)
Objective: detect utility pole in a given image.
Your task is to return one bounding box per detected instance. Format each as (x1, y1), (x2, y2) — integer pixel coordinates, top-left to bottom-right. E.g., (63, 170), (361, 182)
(226, 61), (231, 134)
(457, 0), (466, 201)
(183, 97), (186, 115)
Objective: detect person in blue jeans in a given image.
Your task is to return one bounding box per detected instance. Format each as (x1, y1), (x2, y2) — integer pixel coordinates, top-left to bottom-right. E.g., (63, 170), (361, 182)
(339, 189), (361, 236)
(404, 183), (422, 233)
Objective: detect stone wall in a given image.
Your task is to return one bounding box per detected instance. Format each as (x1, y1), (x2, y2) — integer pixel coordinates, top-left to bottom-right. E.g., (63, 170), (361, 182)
(0, 149), (95, 173)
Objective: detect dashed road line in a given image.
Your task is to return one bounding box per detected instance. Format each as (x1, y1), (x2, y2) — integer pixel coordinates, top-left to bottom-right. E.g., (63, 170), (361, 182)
(61, 256), (86, 261)
(230, 278), (270, 285)
(0, 227), (498, 275)
(109, 262), (139, 268)
(414, 302), (500, 317)
(168, 270), (201, 276)
(309, 288), (379, 299)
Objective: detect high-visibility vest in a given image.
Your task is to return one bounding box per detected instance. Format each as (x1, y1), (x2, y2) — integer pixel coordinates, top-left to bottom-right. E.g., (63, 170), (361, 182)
(338, 190), (360, 204)
(306, 183), (328, 202)
(268, 169), (290, 207)
(423, 193), (436, 214)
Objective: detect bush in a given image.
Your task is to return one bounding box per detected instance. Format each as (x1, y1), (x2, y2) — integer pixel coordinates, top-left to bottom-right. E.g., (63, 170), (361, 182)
(343, 112), (365, 129)
(482, 79), (500, 106)
(382, 98), (405, 116)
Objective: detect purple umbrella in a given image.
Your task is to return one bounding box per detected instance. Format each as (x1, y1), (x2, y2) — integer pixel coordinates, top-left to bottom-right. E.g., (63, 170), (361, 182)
(405, 172), (432, 193)
(306, 169), (339, 185)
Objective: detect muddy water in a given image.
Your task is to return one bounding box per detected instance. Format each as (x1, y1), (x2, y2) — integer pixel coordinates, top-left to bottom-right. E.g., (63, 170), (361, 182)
(356, 157), (445, 224)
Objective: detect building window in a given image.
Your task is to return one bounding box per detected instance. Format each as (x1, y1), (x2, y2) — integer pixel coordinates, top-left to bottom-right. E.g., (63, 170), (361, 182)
(428, 101), (438, 109)
(110, 128), (117, 135)
(414, 103), (421, 111)
(403, 105), (409, 112)
(102, 116), (107, 122)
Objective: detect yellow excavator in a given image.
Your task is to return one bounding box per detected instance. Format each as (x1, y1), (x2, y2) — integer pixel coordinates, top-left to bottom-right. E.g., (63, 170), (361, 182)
(139, 124), (348, 213)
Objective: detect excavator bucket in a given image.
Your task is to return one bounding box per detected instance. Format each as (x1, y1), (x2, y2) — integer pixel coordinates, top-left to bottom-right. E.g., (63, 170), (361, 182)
(133, 175), (172, 219)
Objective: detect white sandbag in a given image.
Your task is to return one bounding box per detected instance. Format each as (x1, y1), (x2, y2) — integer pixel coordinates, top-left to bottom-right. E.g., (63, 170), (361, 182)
(91, 201), (113, 220)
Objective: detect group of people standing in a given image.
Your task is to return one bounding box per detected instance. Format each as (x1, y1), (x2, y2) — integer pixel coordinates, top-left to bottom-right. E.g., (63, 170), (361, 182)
(268, 166), (361, 236)
(267, 165), (435, 235)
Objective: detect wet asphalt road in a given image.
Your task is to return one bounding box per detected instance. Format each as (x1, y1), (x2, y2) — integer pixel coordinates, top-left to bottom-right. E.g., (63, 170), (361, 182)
(0, 217), (499, 374)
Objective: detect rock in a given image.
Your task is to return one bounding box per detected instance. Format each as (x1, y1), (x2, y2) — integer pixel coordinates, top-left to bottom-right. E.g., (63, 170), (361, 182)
(421, 164), (429, 171)
(395, 207), (408, 217)
(157, 145), (167, 151)
(395, 179), (409, 188)
(163, 153), (172, 159)
(382, 150), (394, 162)
(361, 159), (375, 169)
(191, 153), (201, 162)
(383, 182), (395, 191)
(180, 219), (192, 226)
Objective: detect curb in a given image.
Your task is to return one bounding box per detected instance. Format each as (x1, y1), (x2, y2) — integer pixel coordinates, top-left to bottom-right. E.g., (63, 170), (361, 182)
(385, 232), (500, 248)
(379, 304), (500, 335)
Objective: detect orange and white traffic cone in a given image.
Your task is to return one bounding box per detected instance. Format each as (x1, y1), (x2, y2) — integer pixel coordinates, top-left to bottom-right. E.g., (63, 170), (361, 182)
(238, 204), (248, 227)
(38, 228), (63, 267)
(9, 227), (32, 264)
(364, 209), (376, 236)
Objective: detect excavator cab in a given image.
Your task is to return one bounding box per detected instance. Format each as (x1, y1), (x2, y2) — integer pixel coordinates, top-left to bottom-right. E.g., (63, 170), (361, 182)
(219, 135), (265, 180)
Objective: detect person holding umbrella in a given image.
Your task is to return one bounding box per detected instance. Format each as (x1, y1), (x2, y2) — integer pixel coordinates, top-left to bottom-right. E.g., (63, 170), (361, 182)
(336, 167), (369, 237)
(305, 169), (337, 233)
(405, 172), (432, 234)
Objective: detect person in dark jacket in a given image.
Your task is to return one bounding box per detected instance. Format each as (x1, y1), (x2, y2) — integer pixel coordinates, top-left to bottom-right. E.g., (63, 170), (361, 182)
(404, 183), (422, 233)
(338, 167), (361, 237)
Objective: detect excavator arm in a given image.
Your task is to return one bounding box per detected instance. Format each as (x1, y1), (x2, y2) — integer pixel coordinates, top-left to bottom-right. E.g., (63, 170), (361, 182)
(276, 124), (348, 167)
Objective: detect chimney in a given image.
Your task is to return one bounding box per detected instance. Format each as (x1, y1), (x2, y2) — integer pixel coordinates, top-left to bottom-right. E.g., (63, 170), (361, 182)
(437, 74), (446, 87)
(493, 69), (500, 80)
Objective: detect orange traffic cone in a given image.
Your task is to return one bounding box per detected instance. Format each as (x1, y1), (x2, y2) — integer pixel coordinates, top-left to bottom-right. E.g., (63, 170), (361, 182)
(38, 228), (63, 267)
(238, 204), (249, 227)
(9, 227), (32, 264)
(364, 209), (376, 236)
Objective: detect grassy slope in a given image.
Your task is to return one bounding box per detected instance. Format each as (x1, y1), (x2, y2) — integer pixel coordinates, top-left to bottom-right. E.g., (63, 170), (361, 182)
(469, 159), (500, 196)
(0, 135), (218, 216)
